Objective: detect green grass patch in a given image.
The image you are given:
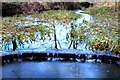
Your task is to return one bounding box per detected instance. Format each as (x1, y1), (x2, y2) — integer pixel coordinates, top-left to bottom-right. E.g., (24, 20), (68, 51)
(32, 10), (81, 23)
(85, 5), (120, 55)
(96, 7), (109, 14)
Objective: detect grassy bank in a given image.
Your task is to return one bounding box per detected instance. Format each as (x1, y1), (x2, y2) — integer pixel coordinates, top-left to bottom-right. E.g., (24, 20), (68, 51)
(32, 10), (81, 23)
(85, 3), (119, 55)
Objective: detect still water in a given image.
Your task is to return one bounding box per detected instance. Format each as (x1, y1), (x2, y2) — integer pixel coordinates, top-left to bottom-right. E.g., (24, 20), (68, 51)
(2, 61), (120, 78)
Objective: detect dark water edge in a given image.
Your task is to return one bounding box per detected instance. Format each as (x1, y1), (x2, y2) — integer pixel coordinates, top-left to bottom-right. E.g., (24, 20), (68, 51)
(2, 61), (120, 78)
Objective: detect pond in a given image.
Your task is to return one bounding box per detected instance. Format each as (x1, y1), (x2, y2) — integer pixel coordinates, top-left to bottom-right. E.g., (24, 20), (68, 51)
(2, 61), (120, 78)
(1, 9), (120, 79)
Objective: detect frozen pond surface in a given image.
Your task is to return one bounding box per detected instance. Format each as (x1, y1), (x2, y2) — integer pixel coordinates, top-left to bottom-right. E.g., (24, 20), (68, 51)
(2, 62), (120, 78)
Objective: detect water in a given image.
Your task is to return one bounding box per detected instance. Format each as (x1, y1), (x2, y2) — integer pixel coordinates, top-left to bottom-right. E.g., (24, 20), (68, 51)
(71, 10), (93, 26)
(2, 62), (120, 78)
(1, 10), (120, 79)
